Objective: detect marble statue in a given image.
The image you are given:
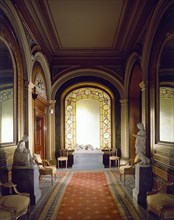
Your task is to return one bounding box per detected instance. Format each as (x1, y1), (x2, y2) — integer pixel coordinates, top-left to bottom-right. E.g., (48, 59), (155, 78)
(133, 122), (150, 165)
(74, 143), (94, 151)
(13, 135), (35, 166)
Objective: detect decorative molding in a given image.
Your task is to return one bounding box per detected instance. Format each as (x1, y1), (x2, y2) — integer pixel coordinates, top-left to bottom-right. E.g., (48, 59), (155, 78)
(0, 89), (13, 103)
(51, 65), (80, 79)
(17, 9), (40, 51)
(98, 65), (124, 77)
(152, 165), (168, 181)
(153, 153), (170, 165)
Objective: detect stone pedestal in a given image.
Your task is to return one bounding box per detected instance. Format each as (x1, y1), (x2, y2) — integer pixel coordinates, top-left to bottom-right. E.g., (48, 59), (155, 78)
(12, 165), (41, 204)
(133, 164), (153, 205)
(72, 150), (104, 169)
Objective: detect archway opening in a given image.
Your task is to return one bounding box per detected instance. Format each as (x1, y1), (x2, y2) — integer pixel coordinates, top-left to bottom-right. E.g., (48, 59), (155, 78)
(65, 87), (111, 150)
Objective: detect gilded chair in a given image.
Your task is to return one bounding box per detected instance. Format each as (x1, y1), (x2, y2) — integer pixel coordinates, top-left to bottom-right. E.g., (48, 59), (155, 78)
(146, 182), (174, 220)
(109, 148), (120, 168)
(119, 155), (141, 185)
(0, 182), (30, 220)
(33, 153), (57, 186)
(57, 149), (68, 169)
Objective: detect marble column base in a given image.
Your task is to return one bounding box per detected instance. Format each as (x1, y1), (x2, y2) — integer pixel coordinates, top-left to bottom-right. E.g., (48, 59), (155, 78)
(12, 165), (41, 204)
(133, 164), (153, 205)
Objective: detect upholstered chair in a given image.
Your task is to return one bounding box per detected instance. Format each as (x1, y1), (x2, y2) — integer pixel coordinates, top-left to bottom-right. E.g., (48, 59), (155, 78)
(119, 155), (141, 185)
(146, 182), (174, 220)
(57, 149), (68, 169)
(0, 182), (30, 220)
(33, 153), (57, 186)
(109, 148), (120, 168)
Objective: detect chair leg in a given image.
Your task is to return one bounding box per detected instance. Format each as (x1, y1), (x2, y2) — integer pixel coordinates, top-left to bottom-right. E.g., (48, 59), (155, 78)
(147, 211), (150, 220)
(109, 160), (111, 168)
(51, 174), (53, 186)
(39, 174), (42, 180)
(26, 205), (30, 220)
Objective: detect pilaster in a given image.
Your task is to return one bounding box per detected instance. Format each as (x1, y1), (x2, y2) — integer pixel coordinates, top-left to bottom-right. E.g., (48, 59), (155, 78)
(48, 100), (56, 161)
(120, 99), (129, 158)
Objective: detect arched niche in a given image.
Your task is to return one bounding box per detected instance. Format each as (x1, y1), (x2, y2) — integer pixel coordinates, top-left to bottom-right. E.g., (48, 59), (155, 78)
(54, 73), (121, 158)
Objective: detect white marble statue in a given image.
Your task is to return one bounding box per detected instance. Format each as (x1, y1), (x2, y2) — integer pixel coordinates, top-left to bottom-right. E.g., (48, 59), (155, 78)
(74, 143), (94, 151)
(13, 135), (35, 166)
(133, 122), (150, 165)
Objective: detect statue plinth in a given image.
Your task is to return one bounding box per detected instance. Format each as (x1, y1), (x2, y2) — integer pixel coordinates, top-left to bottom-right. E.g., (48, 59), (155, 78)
(12, 165), (41, 204)
(133, 164), (153, 205)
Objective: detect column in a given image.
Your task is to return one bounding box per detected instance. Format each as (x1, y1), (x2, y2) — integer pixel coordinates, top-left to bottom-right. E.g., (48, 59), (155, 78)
(24, 81), (35, 154)
(139, 81), (150, 156)
(139, 81), (148, 126)
(120, 99), (129, 158)
(47, 100), (56, 162)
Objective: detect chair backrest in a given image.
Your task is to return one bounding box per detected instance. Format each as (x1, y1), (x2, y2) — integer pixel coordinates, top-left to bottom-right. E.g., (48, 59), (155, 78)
(109, 148), (118, 156)
(60, 149), (68, 157)
(134, 154), (141, 163)
(33, 153), (43, 168)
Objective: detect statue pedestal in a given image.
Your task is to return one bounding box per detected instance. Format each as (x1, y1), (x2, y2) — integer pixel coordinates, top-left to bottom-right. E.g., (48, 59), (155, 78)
(12, 165), (41, 204)
(133, 164), (152, 205)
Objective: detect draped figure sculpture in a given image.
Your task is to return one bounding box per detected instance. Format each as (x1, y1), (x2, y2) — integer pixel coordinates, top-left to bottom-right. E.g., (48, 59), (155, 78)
(133, 122), (150, 165)
(13, 135), (35, 166)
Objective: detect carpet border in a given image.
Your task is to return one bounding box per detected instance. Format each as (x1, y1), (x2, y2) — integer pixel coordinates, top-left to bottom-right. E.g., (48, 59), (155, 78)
(105, 170), (146, 220)
(38, 171), (73, 220)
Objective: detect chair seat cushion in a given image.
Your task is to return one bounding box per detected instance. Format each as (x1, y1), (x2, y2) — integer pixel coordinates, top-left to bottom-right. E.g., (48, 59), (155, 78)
(39, 167), (53, 175)
(0, 195), (30, 214)
(147, 193), (174, 217)
(0, 208), (12, 220)
(58, 157), (68, 161)
(109, 156), (119, 160)
(119, 165), (131, 173)
(45, 166), (57, 174)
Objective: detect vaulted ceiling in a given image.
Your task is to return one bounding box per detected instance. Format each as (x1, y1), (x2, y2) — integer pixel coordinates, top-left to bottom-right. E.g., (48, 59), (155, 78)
(13, 0), (157, 72)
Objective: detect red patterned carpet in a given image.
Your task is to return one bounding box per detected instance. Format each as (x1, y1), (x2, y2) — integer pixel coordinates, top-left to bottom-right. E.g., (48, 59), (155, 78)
(36, 170), (147, 220)
(56, 172), (123, 220)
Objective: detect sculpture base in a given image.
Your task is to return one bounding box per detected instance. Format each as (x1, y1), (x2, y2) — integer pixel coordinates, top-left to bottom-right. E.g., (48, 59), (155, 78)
(72, 150), (104, 169)
(133, 164), (152, 205)
(12, 165), (41, 204)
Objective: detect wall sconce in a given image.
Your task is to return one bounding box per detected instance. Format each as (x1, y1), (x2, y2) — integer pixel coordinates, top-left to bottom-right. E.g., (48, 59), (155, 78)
(32, 87), (38, 100)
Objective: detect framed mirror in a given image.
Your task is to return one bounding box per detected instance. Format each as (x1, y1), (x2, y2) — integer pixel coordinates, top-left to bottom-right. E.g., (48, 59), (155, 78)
(159, 37), (174, 143)
(0, 39), (15, 145)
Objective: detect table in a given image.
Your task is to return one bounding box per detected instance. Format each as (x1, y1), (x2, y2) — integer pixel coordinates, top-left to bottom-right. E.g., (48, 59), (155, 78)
(72, 150), (104, 169)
